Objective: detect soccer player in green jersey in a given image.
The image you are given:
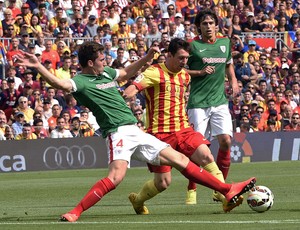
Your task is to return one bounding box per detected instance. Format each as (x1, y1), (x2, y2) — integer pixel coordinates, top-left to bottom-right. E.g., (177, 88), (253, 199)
(186, 10), (241, 204)
(15, 41), (254, 222)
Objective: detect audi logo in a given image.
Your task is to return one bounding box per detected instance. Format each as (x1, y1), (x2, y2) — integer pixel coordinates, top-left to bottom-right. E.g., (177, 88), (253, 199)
(43, 145), (97, 169)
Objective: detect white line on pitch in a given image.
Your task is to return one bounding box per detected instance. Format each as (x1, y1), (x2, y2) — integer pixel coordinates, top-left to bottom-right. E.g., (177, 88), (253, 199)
(0, 220), (300, 225)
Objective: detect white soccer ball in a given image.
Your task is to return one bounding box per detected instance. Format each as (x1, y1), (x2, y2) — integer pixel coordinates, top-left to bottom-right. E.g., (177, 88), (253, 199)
(247, 185), (274, 213)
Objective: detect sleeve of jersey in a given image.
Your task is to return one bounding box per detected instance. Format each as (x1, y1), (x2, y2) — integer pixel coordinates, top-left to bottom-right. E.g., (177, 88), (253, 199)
(133, 66), (159, 91)
(70, 77), (84, 93)
(132, 66), (160, 91)
(104, 66), (118, 80)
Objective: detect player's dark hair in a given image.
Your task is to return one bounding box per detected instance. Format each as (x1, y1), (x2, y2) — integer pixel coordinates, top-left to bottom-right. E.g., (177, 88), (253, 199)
(78, 41), (104, 68)
(194, 9), (218, 33)
(168, 38), (190, 56)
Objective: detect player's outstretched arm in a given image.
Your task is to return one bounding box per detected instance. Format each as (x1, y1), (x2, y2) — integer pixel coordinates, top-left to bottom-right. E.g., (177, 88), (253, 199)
(14, 51), (73, 93)
(118, 47), (159, 82)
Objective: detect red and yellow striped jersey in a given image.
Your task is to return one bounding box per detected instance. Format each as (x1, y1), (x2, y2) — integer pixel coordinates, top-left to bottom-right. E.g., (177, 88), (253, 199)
(133, 63), (191, 134)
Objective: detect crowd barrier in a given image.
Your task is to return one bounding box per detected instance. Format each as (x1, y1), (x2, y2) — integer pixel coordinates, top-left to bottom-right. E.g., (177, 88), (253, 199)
(0, 131), (299, 173)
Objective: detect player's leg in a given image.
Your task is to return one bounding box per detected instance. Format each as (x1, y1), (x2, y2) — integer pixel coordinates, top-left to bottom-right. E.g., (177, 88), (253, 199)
(129, 170), (171, 215)
(60, 160), (127, 222)
(187, 108), (211, 204)
(210, 104), (233, 179)
(158, 146), (256, 203)
(129, 131), (175, 214)
(178, 128), (225, 205)
(61, 125), (136, 222)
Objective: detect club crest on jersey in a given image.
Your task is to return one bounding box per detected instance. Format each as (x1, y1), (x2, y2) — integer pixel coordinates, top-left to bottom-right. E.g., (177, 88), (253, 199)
(220, 46), (226, 53)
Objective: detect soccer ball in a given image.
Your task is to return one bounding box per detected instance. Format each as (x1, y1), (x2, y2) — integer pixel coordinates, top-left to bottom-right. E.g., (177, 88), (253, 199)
(247, 185), (274, 213)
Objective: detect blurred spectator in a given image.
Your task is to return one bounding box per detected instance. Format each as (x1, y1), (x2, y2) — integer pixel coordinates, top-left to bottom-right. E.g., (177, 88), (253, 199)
(16, 96), (34, 123)
(241, 11), (262, 33)
(284, 112), (300, 131)
(61, 109), (71, 130)
(236, 104), (251, 128)
(275, 4), (290, 24)
(281, 104), (293, 128)
(181, 0), (199, 23)
(233, 53), (257, 88)
(4, 125), (15, 140)
(50, 116), (73, 138)
(229, 93), (242, 123)
(35, 3), (51, 36)
(77, 107), (100, 134)
(0, 110), (8, 136)
(291, 82), (300, 106)
(70, 14), (87, 37)
(56, 56), (72, 80)
(53, 17), (73, 38)
(70, 116), (83, 137)
(78, 109), (95, 136)
(84, 15), (98, 37)
(146, 22), (162, 47)
(250, 114), (262, 132)
(42, 40), (60, 69)
(0, 77), (21, 112)
(7, 0), (21, 18)
(1, 9), (14, 38)
(265, 119), (277, 132)
(284, 89), (298, 110)
(48, 104), (62, 132)
(11, 111), (25, 135)
(236, 121), (252, 133)
(15, 122), (37, 140)
(18, 69), (40, 93)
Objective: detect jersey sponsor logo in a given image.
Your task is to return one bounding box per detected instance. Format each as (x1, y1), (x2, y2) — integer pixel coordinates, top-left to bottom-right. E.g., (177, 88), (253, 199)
(202, 57), (227, 64)
(199, 49), (207, 53)
(134, 73), (144, 83)
(220, 46), (226, 53)
(96, 81), (117, 90)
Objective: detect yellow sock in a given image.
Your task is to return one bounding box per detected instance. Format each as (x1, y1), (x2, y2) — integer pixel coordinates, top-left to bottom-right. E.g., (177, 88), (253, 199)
(204, 162), (226, 202)
(203, 162), (225, 183)
(136, 180), (160, 204)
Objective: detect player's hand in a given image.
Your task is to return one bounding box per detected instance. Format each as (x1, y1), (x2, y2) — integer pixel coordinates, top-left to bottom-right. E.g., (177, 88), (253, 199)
(231, 83), (240, 97)
(13, 51), (40, 68)
(202, 65), (215, 75)
(145, 46), (160, 61)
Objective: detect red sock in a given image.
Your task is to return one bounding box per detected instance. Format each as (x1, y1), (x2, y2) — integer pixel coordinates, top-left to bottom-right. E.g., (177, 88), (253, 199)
(70, 177), (115, 216)
(217, 149), (231, 179)
(181, 161), (231, 195)
(187, 180), (197, 190)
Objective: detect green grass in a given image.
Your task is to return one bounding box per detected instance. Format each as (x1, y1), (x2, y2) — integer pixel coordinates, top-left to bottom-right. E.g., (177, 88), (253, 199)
(0, 161), (299, 230)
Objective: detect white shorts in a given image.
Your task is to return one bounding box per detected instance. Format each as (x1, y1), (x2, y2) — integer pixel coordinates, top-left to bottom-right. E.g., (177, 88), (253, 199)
(188, 104), (233, 140)
(106, 125), (169, 167)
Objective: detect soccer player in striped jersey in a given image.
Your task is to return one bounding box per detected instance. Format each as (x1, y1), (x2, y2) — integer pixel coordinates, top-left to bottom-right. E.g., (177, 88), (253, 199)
(186, 10), (240, 204)
(124, 38), (243, 214)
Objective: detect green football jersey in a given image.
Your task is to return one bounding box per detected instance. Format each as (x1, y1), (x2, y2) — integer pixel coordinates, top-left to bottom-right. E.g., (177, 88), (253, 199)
(71, 66), (137, 138)
(187, 38), (231, 109)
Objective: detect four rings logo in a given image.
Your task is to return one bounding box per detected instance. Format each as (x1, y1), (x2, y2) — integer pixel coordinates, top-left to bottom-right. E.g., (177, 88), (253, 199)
(43, 145), (97, 169)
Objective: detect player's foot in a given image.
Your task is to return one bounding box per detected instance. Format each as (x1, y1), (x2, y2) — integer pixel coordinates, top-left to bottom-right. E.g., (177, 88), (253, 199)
(225, 177), (256, 203)
(185, 189), (197, 205)
(223, 195), (244, 212)
(128, 193), (149, 215)
(60, 213), (79, 222)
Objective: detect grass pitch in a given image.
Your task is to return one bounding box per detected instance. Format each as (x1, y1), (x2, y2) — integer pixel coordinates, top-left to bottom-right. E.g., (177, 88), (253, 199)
(0, 161), (299, 230)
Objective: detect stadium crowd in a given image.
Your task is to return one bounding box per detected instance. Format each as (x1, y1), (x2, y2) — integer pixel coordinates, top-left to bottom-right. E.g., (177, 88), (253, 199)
(0, 0), (299, 140)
